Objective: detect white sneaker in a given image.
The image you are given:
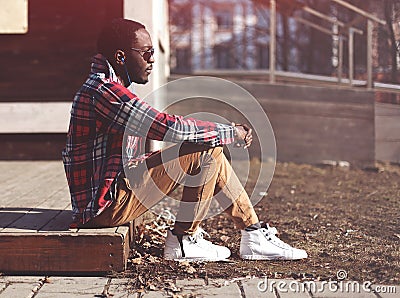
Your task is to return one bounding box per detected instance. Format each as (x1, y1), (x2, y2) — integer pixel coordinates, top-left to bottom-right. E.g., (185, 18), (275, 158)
(240, 224), (308, 260)
(164, 228), (231, 261)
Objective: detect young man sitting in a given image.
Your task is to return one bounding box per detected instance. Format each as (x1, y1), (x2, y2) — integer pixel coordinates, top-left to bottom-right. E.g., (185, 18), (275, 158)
(62, 18), (307, 261)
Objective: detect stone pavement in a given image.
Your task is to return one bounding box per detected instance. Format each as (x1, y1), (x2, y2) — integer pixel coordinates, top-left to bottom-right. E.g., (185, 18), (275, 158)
(0, 276), (398, 298)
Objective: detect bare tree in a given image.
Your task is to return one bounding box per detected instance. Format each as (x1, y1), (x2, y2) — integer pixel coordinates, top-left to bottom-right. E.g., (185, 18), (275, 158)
(383, 0), (400, 83)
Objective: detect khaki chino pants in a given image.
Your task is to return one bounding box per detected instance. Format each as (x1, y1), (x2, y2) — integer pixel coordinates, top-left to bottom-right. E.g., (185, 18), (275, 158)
(86, 143), (259, 234)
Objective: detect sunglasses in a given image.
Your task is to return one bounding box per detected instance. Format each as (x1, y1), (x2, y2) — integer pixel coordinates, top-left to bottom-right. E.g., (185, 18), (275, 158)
(130, 47), (155, 62)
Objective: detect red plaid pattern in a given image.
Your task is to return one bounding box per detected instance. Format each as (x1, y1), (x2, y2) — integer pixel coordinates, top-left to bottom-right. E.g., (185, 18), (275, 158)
(62, 54), (236, 225)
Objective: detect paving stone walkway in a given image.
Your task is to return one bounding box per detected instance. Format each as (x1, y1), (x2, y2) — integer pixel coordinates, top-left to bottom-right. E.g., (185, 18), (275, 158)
(0, 276), (398, 297)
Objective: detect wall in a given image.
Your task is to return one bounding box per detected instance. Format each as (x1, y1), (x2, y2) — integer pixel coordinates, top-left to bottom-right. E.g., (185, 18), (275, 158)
(124, 0), (170, 101)
(375, 102), (400, 163)
(0, 0), (123, 102)
(0, 0), (170, 159)
(249, 83), (375, 166)
(0, 0), (123, 159)
(165, 78), (376, 167)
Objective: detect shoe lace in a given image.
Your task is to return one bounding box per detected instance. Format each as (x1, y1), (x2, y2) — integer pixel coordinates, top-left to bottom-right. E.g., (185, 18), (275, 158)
(188, 227), (211, 244)
(260, 224), (291, 249)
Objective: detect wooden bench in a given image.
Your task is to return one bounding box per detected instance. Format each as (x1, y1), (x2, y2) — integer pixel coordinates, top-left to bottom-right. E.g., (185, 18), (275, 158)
(0, 161), (132, 273)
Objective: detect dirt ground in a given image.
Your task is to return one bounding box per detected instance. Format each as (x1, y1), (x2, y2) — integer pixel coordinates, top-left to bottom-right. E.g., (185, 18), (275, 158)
(115, 161), (400, 292)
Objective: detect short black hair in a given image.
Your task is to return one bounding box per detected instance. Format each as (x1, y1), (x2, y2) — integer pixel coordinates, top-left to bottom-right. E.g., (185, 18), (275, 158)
(97, 18), (146, 60)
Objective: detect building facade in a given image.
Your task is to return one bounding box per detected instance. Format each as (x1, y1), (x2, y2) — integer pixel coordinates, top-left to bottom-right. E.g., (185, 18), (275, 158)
(169, 0), (285, 73)
(169, 0), (399, 83)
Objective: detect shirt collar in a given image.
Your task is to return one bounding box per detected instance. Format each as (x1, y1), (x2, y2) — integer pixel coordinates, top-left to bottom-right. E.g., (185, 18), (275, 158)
(90, 54), (123, 86)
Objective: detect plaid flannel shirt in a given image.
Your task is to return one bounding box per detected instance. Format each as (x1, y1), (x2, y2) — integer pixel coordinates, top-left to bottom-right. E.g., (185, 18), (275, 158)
(62, 54), (236, 225)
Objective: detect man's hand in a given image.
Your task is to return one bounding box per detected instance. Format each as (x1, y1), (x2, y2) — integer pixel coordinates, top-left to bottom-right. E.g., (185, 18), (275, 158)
(233, 123), (253, 149)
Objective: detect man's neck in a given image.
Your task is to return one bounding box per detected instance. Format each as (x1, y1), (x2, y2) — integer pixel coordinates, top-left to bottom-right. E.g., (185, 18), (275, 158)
(106, 59), (129, 87)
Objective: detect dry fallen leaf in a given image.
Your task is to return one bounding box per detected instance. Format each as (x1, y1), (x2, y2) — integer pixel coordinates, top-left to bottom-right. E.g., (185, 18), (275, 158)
(148, 283), (157, 291)
(220, 235), (230, 242)
(165, 281), (181, 293)
(131, 257), (142, 265)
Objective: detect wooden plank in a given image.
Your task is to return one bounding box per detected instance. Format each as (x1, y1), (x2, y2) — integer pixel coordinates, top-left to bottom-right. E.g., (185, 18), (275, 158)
(1, 162), (67, 208)
(115, 225), (130, 238)
(0, 232), (128, 272)
(0, 161), (70, 232)
(0, 133), (67, 160)
(0, 207), (30, 230)
(77, 227), (121, 234)
(0, 186), (68, 231)
(0, 160), (132, 273)
(0, 161), (58, 197)
(0, 198), (69, 232)
(0, 161), (40, 181)
(1, 180), (70, 232)
(1, 162), (67, 207)
(0, 102), (70, 133)
(39, 209), (73, 232)
(115, 225), (131, 259)
(4, 205), (70, 233)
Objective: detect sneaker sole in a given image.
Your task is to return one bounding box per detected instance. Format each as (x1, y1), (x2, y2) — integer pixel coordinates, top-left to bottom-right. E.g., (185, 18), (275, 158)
(241, 255), (306, 260)
(164, 256), (230, 262)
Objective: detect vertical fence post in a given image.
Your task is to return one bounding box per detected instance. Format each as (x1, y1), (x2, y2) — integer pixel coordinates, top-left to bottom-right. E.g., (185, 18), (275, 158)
(269, 0), (276, 83)
(338, 35), (343, 83)
(367, 19), (373, 89)
(348, 28), (354, 86)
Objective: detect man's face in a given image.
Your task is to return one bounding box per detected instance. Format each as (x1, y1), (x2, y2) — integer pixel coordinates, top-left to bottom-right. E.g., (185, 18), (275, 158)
(126, 28), (154, 84)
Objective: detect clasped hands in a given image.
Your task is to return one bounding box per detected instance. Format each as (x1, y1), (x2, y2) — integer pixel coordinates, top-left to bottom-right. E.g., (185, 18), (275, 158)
(232, 122), (253, 149)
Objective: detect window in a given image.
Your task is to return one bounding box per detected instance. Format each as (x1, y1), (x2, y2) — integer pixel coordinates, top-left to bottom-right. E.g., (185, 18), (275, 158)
(214, 46), (234, 69)
(170, 3), (191, 31)
(176, 48), (191, 72)
(256, 7), (268, 29)
(215, 10), (233, 30)
(256, 45), (269, 69)
(175, 12), (191, 31)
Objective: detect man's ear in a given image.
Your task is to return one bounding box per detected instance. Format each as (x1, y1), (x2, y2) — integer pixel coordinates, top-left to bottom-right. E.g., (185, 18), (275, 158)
(115, 50), (126, 65)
